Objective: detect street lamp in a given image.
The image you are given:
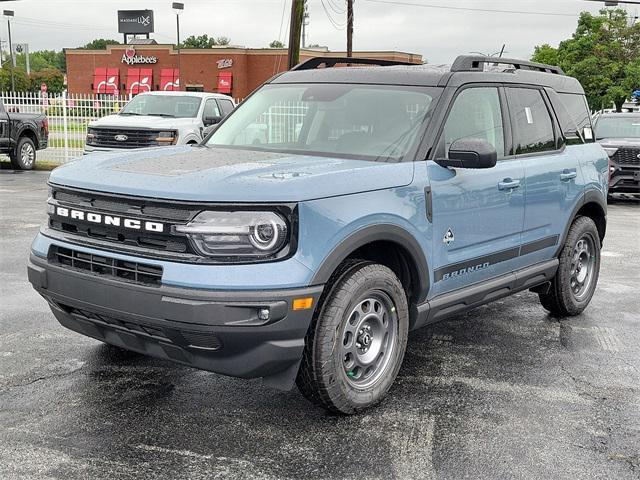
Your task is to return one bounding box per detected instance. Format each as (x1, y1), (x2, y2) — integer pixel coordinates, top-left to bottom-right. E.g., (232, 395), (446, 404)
(173, 2), (183, 91)
(3, 9), (14, 91)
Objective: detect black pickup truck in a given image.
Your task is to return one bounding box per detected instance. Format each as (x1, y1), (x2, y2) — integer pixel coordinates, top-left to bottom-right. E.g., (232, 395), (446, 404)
(0, 99), (48, 170)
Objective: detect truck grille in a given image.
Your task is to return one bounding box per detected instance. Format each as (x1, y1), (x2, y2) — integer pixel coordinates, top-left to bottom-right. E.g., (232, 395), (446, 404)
(49, 246), (163, 286)
(611, 148), (640, 166)
(88, 127), (169, 149)
(48, 187), (197, 260)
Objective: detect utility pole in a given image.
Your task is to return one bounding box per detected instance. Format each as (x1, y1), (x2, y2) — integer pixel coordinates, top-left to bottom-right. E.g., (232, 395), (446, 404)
(4, 10), (15, 91)
(301, 0), (309, 48)
(347, 0), (354, 57)
(172, 3), (184, 91)
(287, 0), (304, 69)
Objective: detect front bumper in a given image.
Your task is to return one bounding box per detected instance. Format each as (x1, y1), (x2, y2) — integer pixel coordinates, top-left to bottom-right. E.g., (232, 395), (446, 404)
(28, 253), (323, 388)
(609, 164), (640, 195)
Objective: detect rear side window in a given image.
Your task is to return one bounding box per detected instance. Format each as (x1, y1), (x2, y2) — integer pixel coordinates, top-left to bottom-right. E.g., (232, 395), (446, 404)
(218, 99), (234, 116)
(507, 88), (556, 155)
(558, 93), (591, 132)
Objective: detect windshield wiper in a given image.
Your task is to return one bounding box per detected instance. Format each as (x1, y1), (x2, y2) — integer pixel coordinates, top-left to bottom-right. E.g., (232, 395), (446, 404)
(119, 112), (141, 116)
(146, 113), (176, 117)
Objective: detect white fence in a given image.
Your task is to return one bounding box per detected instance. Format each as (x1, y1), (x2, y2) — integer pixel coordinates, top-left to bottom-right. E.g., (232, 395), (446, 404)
(1, 91), (246, 164)
(1, 91), (129, 163)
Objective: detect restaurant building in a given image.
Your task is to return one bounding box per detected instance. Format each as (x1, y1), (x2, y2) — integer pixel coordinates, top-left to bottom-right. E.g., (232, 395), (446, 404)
(65, 44), (423, 99)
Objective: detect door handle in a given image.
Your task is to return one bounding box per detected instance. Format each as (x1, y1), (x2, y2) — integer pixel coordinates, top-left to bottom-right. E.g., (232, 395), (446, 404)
(560, 170), (577, 181)
(498, 178), (520, 190)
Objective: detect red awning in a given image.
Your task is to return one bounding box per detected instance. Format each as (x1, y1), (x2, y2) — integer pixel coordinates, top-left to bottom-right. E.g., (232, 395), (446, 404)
(93, 68), (120, 95)
(126, 68), (153, 96)
(160, 69), (180, 91)
(217, 71), (232, 94)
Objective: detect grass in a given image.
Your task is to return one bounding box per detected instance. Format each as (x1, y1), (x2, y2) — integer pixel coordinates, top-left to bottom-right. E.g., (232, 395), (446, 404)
(48, 122), (88, 133)
(47, 138), (85, 149)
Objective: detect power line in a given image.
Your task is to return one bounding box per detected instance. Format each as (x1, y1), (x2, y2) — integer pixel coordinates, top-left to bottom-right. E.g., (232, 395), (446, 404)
(362, 0), (579, 17)
(320, 0), (347, 29)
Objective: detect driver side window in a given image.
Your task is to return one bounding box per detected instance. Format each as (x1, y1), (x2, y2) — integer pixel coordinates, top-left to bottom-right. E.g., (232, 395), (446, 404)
(203, 99), (221, 119)
(437, 87), (505, 159)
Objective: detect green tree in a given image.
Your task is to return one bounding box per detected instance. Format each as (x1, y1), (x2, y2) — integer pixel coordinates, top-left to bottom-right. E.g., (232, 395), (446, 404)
(30, 68), (65, 94)
(532, 9), (640, 111)
(14, 50), (66, 73)
(0, 65), (31, 92)
(269, 40), (285, 48)
(181, 34), (231, 48)
(81, 39), (121, 50)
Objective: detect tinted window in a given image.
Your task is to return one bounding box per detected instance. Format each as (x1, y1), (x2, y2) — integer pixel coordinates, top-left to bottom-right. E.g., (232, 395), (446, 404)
(507, 88), (556, 154)
(203, 99), (221, 119)
(219, 99), (234, 116)
(437, 87), (505, 159)
(559, 93), (592, 132)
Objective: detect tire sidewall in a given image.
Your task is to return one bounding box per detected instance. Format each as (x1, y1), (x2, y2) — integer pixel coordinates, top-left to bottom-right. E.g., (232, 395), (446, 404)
(318, 265), (409, 412)
(557, 217), (601, 313)
(12, 137), (36, 170)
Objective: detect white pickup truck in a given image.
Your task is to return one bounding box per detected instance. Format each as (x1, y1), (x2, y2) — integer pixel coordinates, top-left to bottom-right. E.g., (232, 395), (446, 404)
(84, 91), (235, 153)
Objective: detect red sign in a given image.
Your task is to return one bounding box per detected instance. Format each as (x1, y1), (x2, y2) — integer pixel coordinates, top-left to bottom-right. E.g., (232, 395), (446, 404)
(126, 68), (153, 95)
(93, 68), (120, 95)
(217, 71), (233, 94)
(160, 68), (180, 91)
(40, 83), (47, 93)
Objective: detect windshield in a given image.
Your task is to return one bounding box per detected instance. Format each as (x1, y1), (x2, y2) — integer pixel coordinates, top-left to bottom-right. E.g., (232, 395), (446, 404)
(595, 115), (640, 139)
(206, 83), (440, 161)
(120, 95), (202, 118)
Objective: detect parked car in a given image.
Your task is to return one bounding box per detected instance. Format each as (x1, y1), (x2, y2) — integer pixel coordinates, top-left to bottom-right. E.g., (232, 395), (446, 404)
(29, 56), (608, 414)
(84, 91), (235, 153)
(0, 99), (48, 170)
(593, 113), (640, 198)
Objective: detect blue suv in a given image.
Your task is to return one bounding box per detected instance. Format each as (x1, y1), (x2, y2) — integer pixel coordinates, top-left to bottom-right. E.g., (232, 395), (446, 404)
(28, 56), (609, 413)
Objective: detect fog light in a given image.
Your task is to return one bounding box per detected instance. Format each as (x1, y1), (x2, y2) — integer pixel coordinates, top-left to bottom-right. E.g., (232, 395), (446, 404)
(258, 308), (270, 322)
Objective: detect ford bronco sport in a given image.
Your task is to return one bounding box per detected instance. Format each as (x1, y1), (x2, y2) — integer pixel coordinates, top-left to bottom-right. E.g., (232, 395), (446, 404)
(28, 56), (608, 414)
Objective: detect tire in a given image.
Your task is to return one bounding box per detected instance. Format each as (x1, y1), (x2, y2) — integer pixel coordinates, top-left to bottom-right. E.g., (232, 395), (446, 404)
(296, 260), (409, 414)
(10, 136), (36, 170)
(538, 216), (601, 316)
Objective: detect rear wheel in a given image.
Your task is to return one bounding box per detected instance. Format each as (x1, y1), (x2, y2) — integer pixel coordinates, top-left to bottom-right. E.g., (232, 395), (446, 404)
(538, 216), (601, 316)
(10, 137), (36, 170)
(296, 261), (409, 414)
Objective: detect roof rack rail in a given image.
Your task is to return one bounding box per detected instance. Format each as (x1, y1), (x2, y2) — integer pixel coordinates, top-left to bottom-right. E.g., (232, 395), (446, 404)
(450, 55), (565, 75)
(291, 56), (415, 71)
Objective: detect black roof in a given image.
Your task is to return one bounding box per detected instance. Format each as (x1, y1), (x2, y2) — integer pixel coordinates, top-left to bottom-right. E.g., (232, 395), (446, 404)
(271, 55), (585, 95)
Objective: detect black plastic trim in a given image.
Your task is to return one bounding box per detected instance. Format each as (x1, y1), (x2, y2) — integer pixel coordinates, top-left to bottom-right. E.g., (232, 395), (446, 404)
(413, 259), (558, 330)
(310, 224), (430, 304)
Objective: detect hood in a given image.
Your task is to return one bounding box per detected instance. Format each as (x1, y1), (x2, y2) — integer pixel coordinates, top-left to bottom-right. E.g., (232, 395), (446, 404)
(49, 146), (415, 203)
(90, 114), (196, 129)
(597, 138), (640, 148)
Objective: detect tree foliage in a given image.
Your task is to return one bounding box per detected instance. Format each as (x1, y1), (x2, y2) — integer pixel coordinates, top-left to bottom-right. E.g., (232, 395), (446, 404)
(181, 34), (231, 48)
(269, 40), (285, 48)
(81, 39), (121, 50)
(532, 9), (640, 111)
(13, 50), (66, 73)
(30, 68), (65, 94)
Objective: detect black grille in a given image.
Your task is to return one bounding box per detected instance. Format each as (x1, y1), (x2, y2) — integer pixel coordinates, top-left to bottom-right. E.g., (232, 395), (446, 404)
(611, 148), (640, 166)
(49, 246), (163, 286)
(88, 127), (169, 149)
(49, 187), (195, 257)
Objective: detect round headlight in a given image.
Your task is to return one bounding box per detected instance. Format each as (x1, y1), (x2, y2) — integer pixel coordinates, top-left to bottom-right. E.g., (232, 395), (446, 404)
(250, 220), (279, 251)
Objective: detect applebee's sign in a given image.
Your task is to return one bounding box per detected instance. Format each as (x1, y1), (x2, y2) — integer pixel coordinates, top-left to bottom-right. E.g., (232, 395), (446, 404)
(217, 59), (233, 69)
(122, 47), (158, 65)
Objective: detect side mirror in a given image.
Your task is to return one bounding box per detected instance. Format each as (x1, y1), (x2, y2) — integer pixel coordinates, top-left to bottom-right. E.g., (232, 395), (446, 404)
(203, 115), (223, 127)
(436, 138), (497, 169)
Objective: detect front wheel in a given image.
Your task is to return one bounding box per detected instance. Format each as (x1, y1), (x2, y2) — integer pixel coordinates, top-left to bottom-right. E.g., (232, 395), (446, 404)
(296, 261), (409, 414)
(10, 137), (36, 170)
(538, 216), (601, 316)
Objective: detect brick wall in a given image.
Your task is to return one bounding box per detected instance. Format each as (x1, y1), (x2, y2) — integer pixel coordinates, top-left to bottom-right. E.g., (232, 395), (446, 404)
(66, 45), (423, 99)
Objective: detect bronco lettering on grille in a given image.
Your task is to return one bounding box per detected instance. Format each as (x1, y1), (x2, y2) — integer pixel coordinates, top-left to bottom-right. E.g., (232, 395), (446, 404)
(55, 207), (164, 233)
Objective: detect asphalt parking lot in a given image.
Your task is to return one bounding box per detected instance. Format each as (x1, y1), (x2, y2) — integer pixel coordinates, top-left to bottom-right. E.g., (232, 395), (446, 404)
(1, 170), (639, 479)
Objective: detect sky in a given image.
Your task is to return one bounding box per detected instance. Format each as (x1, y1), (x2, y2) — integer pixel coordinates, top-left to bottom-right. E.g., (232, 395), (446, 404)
(1, 0), (637, 64)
